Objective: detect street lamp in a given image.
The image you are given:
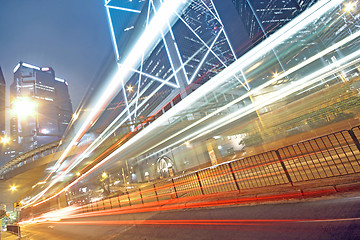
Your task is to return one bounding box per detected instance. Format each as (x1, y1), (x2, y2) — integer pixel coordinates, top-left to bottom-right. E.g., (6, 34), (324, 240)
(1, 135), (11, 163)
(0, 135), (10, 145)
(344, 2), (356, 12)
(10, 185), (17, 192)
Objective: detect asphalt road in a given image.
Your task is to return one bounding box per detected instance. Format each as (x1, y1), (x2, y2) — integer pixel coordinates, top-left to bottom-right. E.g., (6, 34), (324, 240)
(18, 194), (360, 240)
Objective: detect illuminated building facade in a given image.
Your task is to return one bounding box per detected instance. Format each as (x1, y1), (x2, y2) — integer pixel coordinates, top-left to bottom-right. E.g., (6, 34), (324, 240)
(100, 0), (360, 183)
(0, 66), (8, 165)
(10, 62), (73, 157)
(17, 0), (360, 205)
(104, 0), (249, 123)
(93, 0), (252, 181)
(231, 0), (318, 41)
(0, 66), (5, 137)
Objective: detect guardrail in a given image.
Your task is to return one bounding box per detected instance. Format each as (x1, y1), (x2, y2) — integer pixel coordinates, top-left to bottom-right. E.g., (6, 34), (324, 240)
(77, 125), (360, 212)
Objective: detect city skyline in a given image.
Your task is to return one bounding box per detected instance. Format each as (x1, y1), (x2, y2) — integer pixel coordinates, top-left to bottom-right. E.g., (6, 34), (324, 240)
(0, 0), (321, 159)
(0, 0), (114, 112)
(0, 66), (5, 137)
(0, 1), (359, 239)
(9, 61), (73, 159)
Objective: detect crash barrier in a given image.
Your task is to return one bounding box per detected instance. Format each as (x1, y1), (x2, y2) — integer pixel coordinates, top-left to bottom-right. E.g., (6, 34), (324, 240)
(79, 125), (360, 212)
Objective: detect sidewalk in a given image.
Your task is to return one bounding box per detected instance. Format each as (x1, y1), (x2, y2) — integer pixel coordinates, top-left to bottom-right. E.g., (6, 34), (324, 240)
(159, 173), (360, 211)
(0, 231), (18, 240)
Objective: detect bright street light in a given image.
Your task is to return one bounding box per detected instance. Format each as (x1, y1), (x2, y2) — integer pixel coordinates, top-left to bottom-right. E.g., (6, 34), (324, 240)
(0, 135), (10, 145)
(126, 84), (134, 93)
(11, 97), (37, 118)
(344, 2), (356, 12)
(10, 185), (17, 191)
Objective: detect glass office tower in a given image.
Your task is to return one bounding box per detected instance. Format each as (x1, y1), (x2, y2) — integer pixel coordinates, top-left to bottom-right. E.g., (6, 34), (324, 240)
(232, 0), (318, 41)
(10, 62), (73, 157)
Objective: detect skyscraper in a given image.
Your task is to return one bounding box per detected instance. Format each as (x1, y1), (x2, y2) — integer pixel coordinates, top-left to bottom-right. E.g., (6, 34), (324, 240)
(0, 66), (7, 165)
(0, 66), (5, 137)
(104, 0), (248, 121)
(231, 0), (318, 42)
(10, 62), (73, 157)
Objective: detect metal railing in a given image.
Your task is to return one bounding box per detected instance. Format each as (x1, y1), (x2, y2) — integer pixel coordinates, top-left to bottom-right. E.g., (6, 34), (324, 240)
(77, 125), (360, 213)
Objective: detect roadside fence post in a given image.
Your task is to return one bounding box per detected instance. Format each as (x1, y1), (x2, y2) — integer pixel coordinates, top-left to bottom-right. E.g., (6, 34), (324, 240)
(275, 150), (293, 186)
(196, 172), (205, 195)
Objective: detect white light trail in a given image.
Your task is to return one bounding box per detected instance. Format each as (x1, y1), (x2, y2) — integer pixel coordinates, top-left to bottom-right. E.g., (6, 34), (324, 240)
(134, 46), (360, 159)
(131, 28), (360, 156)
(149, 0), (181, 89)
(25, 0), (353, 207)
(32, 0), (188, 201)
(63, 16), (360, 191)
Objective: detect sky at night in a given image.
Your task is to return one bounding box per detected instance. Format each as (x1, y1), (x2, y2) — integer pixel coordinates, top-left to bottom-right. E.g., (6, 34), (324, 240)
(0, 0), (114, 110)
(0, 0), (248, 120)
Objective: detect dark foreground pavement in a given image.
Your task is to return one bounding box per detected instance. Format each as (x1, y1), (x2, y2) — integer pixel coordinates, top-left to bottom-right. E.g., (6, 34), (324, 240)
(17, 192), (360, 240)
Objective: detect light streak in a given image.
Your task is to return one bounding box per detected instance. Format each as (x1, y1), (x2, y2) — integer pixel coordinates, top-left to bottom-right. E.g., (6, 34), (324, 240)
(25, 0), (356, 208)
(209, 0), (249, 90)
(59, 74), (174, 178)
(164, 11), (190, 85)
(231, 0), (344, 73)
(133, 2), (150, 119)
(149, 0), (181, 89)
(129, 27), (360, 159)
(35, 218), (360, 226)
(38, 1), (358, 208)
(153, 48), (360, 157)
(23, 188), (344, 225)
(28, 0), (188, 205)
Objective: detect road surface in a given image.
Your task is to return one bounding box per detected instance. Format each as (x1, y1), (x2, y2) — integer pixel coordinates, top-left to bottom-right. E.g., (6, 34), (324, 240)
(19, 193), (360, 240)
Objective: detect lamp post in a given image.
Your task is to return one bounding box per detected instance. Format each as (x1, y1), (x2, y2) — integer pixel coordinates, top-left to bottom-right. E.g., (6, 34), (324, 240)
(0, 136), (9, 145)
(0, 135), (10, 165)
